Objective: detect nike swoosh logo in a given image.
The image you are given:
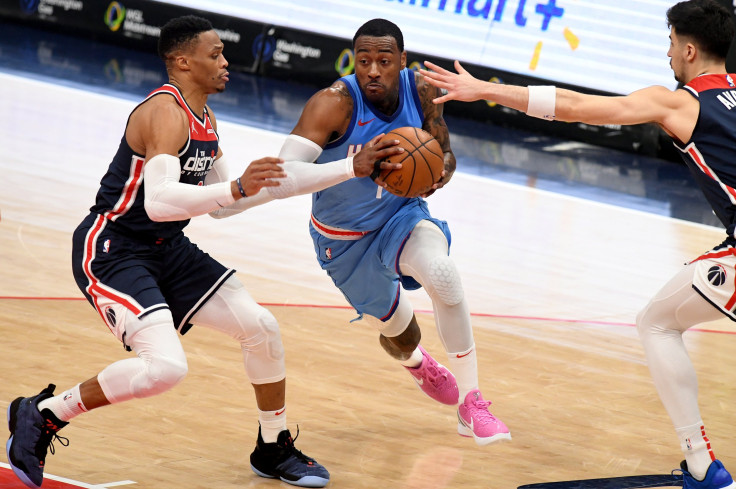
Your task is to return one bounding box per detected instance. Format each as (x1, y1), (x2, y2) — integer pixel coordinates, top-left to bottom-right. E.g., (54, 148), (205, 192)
(456, 350), (473, 358)
(357, 118), (375, 126)
(415, 377), (424, 386)
(275, 408), (286, 416)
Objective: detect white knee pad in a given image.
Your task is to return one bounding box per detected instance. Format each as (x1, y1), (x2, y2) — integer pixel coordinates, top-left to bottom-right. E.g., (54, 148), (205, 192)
(401, 220), (464, 306)
(192, 276), (286, 384)
(98, 309), (188, 403)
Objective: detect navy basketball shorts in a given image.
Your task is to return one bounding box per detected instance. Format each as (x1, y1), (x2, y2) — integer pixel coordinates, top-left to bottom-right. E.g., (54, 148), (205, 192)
(72, 213), (234, 341)
(309, 199), (450, 321)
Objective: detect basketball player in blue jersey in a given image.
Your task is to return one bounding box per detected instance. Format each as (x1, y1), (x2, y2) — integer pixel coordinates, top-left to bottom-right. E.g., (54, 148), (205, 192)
(5, 15), (404, 489)
(421, 1), (736, 487)
(279, 18), (511, 446)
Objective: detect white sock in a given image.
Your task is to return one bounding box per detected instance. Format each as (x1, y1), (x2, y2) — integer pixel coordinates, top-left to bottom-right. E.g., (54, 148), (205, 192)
(677, 422), (716, 480)
(446, 344), (478, 400)
(400, 347), (424, 368)
(259, 406), (287, 443)
(37, 384), (88, 422)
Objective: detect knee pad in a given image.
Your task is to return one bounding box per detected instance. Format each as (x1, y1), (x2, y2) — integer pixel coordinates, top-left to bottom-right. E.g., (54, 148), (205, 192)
(99, 309), (188, 402)
(193, 276), (285, 384)
(427, 255), (464, 306)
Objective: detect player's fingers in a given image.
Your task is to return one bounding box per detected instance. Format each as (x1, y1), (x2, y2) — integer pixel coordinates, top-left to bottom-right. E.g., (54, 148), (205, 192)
(454, 60), (466, 74)
(432, 94), (451, 104)
(251, 157), (284, 165)
(376, 159), (402, 171)
(373, 138), (401, 150)
(374, 146), (403, 160)
(423, 60), (447, 74)
(366, 133), (385, 147)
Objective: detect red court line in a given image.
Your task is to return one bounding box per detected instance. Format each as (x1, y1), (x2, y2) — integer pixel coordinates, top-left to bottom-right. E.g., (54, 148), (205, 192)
(2, 296), (736, 335)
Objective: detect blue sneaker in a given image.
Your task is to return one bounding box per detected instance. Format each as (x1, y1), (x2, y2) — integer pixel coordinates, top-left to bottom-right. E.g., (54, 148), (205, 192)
(681, 460), (736, 489)
(250, 427), (329, 487)
(6, 384), (69, 488)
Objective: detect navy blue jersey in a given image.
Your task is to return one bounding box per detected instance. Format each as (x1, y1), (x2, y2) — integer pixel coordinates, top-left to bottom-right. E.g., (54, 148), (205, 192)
(313, 69), (424, 232)
(676, 74), (736, 234)
(90, 84), (219, 239)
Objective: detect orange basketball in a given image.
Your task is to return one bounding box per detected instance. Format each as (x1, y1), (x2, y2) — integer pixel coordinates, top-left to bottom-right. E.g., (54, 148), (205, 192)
(379, 126), (444, 198)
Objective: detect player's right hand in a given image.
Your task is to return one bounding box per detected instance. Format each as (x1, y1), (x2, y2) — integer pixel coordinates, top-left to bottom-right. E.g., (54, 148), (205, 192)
(352, 133), (403, 180)
(239, 157), (285, 197)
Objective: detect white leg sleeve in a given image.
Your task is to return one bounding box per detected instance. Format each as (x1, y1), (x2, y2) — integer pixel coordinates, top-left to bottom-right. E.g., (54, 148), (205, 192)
(636, 264), (723, 429)
(191, 275), (286, 384)
(97, 309), (188, 404)
(399, 220), (474, 353)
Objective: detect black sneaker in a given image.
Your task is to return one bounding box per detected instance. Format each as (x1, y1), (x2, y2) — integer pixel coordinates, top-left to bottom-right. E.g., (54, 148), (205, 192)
(6, 384), (69, 488)
(250, 427), (329, 488)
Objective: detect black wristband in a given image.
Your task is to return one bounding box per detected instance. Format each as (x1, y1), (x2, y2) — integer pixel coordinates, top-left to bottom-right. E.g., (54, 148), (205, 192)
(236, 177), (247, 198)
(369, 160), (382, 181)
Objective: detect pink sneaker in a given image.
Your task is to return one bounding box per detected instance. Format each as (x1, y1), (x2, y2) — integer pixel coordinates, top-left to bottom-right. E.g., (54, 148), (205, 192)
(404, 346), (459, 405)
(457, 389), (511, 446)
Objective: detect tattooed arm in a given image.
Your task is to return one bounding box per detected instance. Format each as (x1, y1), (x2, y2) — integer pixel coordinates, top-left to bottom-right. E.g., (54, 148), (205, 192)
(289, 81), (355, 149)
(416, 69), (456, 189)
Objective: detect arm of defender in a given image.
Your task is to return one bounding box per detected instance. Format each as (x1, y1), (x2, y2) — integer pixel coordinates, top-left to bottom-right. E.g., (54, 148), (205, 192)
(420, 60), (696, 141)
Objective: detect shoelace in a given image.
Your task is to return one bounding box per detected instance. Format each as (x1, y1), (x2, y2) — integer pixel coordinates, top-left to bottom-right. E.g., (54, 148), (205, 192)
(468, 398), (500, 424)
(37, 428), (69, 459)
(280, 426), (316, 464)
(422, 360), (449, 385)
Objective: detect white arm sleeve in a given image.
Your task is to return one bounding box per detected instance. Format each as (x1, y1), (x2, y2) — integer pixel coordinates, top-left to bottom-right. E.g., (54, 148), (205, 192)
(209, 158), (354, 219)
(278, 134), (323, 162)
(144, 154), (235, 222)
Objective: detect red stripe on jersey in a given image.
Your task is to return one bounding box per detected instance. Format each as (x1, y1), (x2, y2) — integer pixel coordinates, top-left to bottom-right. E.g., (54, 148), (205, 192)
(83, 215), (142, 328)
(105, 155), (144, 221)
(687, 146), (736, 202)
(686, 73), (736, 93)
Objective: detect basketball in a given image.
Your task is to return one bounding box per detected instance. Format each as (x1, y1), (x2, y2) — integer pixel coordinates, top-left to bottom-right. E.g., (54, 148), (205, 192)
(378, 126), (444, 198)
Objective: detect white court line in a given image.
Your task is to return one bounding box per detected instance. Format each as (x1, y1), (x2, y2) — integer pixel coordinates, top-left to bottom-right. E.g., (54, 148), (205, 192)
(0, 462), (136, 488)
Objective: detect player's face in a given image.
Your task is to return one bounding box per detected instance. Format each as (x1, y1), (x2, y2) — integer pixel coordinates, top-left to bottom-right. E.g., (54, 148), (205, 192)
(667, 28), (688, 84)
(353, 35), (407, 112)
(189, 30), (229, 93)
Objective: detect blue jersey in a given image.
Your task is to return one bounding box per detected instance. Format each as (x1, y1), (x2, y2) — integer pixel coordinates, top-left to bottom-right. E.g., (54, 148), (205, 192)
(676, 74), (736, 235)
(313, 68), (424, 232)
(89, 84), (219, 239)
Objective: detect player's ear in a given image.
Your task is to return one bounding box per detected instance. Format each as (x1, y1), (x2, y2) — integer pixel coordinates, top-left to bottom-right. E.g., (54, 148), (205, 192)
(400, 51), (407, 69)
(174, 55), (190, 71)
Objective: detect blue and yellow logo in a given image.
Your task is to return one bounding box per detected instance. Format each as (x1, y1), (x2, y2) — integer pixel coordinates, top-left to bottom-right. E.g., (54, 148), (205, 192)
(334, 48), (354, 77)
(104, 2), (126, 32)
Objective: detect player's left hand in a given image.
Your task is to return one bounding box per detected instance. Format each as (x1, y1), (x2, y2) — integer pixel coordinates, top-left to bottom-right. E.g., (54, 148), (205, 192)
(353, 133), (404, 180)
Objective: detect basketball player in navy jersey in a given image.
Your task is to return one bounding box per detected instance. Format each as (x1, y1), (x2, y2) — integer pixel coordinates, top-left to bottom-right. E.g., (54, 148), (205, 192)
(278, 18), (511, 446)
(5, 15), (403, 489)
(420, 1), (735, 487)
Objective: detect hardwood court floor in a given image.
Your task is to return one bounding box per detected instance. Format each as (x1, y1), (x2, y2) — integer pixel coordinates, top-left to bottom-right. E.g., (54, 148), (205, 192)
(0, 72), (734, 488)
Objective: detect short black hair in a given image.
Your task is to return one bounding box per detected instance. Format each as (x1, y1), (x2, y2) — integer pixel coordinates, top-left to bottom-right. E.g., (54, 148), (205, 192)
(157, 15), (213, 61)
(353, 18), (404, 52)
(667, 0), (734, 59)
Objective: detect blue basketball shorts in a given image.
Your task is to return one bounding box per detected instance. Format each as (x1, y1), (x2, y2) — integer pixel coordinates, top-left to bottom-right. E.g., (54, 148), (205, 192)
(72, 213), (234, 340)
(309, 199), (451, 320)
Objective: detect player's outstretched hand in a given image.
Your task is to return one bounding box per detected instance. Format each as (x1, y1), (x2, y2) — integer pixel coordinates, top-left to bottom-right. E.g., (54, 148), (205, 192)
(239, 157), (285, 196)
(419, 60), (484, 104)
(352, 133), (404, 179)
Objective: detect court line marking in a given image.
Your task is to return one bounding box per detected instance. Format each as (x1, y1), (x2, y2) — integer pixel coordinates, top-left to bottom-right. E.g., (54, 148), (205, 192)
(1, 296), (734, 335)
(0, 462), (136, 488)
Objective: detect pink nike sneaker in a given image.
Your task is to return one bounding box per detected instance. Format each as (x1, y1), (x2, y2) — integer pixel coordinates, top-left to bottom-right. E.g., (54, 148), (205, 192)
(404, 346), (459, 405)
(457, 389), (511, 446)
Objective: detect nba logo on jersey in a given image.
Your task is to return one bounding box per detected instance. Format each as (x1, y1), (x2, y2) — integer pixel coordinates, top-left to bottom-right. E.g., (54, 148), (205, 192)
(326, 248), (332, 260)
(103, 239), (111, 253)
(728, 75), (735, 87)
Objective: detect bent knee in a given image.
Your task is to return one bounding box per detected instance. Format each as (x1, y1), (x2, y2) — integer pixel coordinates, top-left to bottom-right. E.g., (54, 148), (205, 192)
(135, 355), (188, 398)
(428, 256), (464, 306)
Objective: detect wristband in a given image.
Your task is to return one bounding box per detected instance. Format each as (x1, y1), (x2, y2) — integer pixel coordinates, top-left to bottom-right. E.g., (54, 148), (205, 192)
(527, 85), (556, 120)
(236, 177), (247, 198)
